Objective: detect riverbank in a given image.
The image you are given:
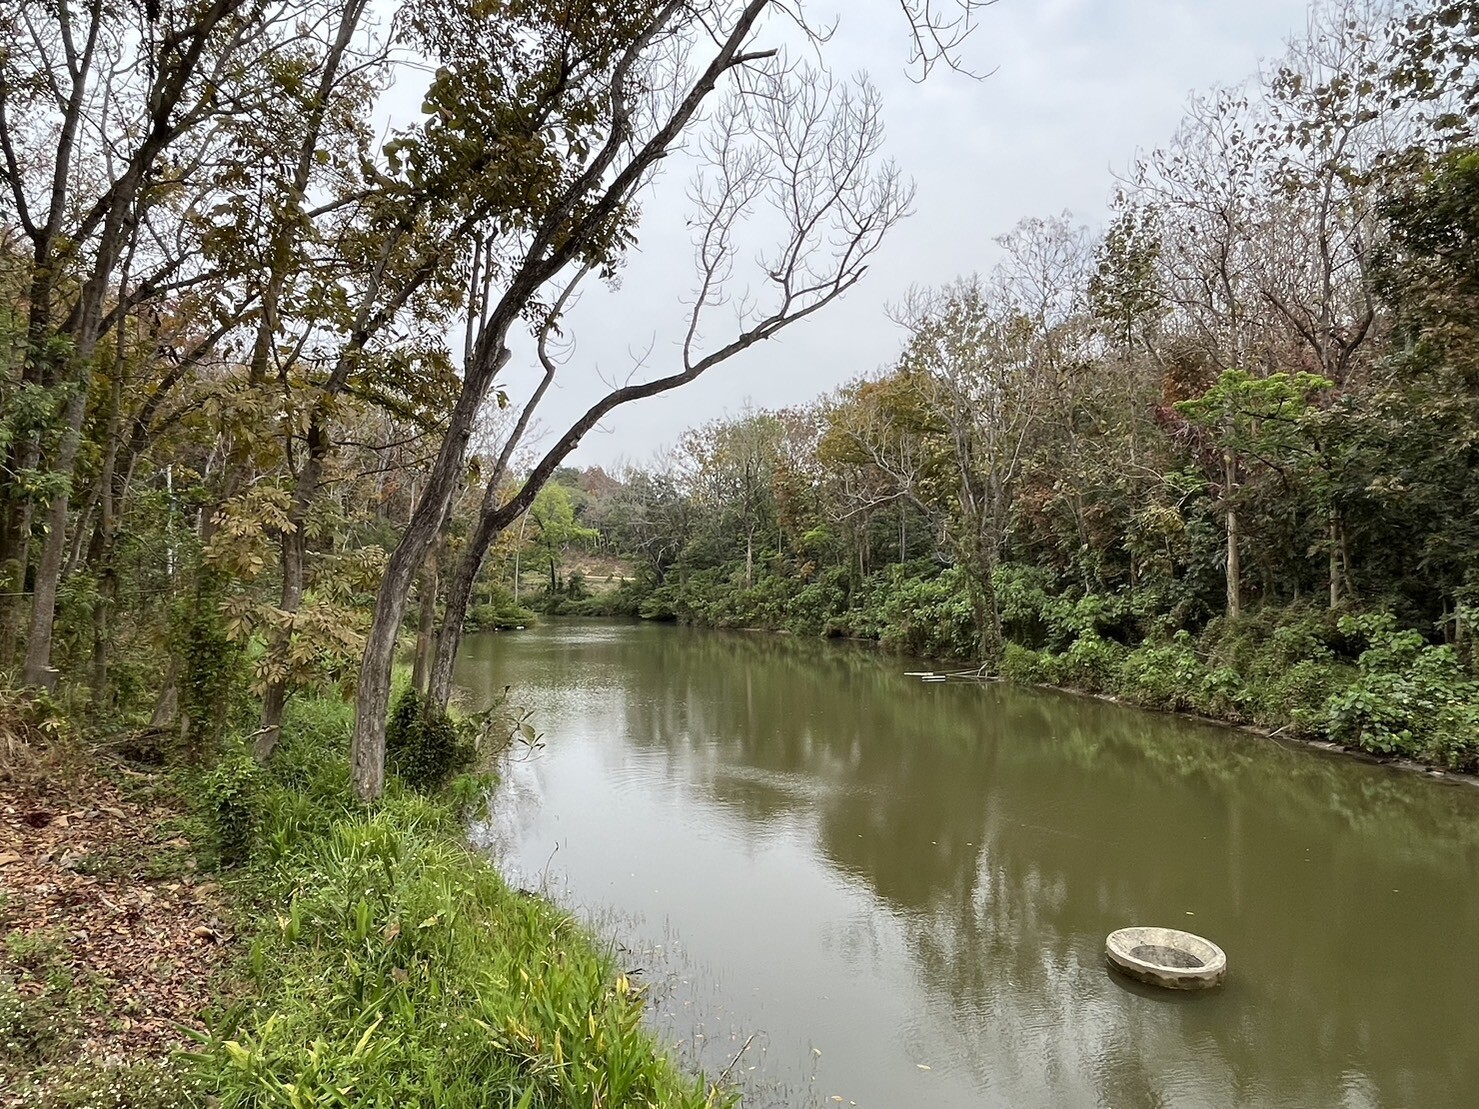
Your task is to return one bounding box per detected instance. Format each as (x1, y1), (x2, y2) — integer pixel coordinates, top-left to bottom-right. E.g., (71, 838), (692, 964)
(0, 692), (725, 1109)
(584, 566), (1479, 775)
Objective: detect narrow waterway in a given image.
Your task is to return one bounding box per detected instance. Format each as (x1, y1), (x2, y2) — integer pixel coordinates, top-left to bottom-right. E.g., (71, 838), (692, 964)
(458, 620), (1479, 1108)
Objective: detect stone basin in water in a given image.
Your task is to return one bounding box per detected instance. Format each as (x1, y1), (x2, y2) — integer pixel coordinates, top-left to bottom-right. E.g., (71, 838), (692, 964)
(1106, 926), (1226, 989)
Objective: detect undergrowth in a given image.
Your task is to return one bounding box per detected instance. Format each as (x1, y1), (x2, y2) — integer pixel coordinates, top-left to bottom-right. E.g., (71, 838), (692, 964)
(613, 559), (1479, 770)
(191, 695), (725, 1109)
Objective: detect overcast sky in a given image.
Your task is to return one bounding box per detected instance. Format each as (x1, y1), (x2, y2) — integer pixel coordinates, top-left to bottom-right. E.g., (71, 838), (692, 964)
(445, 0), (1314, 471)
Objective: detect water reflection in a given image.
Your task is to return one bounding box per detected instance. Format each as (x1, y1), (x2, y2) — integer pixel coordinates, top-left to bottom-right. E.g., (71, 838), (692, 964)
(460, 621), (1479, 1108)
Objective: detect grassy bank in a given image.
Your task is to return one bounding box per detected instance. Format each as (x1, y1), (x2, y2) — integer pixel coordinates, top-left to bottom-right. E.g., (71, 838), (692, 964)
(1, 692), (725, 1109)
(195, 694), (722, 1109)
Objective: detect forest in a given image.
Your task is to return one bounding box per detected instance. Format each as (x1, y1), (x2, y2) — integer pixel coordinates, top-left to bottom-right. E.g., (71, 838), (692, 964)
(0, 0), (1476, 1105)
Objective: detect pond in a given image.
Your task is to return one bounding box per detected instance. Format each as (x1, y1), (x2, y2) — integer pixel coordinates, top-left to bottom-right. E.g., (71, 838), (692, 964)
(457, 619), (1479, 1108)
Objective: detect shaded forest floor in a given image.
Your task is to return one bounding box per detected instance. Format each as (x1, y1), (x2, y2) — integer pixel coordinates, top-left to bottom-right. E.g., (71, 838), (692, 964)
(0, 742), (227, 1107)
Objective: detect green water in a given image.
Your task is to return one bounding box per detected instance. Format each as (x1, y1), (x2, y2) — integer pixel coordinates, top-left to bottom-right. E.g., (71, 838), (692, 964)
(457, 619), (1479, 1108)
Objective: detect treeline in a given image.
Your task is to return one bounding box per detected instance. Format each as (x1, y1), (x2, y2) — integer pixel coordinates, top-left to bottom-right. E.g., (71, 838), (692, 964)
(529, 1), (1479, 768)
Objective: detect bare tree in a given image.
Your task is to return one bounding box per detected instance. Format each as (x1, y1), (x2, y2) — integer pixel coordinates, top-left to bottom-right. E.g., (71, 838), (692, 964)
(897, 277), (1048, 665)
(413, 57), (910, 730)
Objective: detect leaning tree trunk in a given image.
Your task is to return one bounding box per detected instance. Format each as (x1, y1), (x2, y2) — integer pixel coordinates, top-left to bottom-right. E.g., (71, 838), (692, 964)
(428, 510), (505, 714)
(352, 537), (431, 801)
(351, 348), (511, 801)
(411, 547), (439, 696)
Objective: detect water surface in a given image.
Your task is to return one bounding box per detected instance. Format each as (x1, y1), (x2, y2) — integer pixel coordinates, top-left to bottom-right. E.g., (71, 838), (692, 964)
(458, 620), (1479, 1108)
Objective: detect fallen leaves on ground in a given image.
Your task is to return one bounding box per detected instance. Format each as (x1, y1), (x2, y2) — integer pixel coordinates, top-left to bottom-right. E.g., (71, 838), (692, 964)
(0, 768), (227, 1106)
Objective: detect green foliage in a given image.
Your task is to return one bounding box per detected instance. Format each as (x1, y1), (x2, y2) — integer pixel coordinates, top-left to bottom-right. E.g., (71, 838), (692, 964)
(1325, 615), (1479, 767)
(554, 581), (644, 618)
(444, 770), (498, 822)
(385, 688), (476, 792)
(999, 642), (1050, 684)
(526, 483), (600, 593)
(785, 566), (852, 637)
(171, 573), (252, 760)
(847, 566), (975, 660)
(199, 751), (267, 866)
(464, 584), (537, 631)
(1116, 634), (1211, 714)
(190, 700), (723, 1109)
(1039, 631), (1128, 695)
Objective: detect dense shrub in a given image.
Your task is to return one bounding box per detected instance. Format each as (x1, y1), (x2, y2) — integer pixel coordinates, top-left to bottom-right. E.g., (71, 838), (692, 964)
(1000, 641), (1050, 683)
(199, 750), (266, 866)
(1116, 634), (1207, 713)
(463, 585), (536, 632)
(1260, 659), (1351, 735)
(1041, 631), (1127, 694)
(874, 567), (978, 660)
(638, 583), (680, 621)
(615, 556), (1473, 767)
(785, 567), (851, 637)
(385, 688), (475, 792)
(1324, 615), (1479, 768)
(563, 582), (644, 617)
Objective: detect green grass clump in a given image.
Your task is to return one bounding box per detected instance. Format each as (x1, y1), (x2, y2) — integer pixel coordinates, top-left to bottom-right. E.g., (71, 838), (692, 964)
(194, 695), (723, 1109)
(385, 687), (476, 792)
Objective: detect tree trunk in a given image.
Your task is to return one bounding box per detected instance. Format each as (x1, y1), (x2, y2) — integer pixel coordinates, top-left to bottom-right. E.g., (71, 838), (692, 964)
(352, 347), (511, 801)
(970, 550), (1003, 668)
(412, 549), (439, 696)
(1328, 509), (1340, 609)
(89, 520), (118, 701)
(429, 502), (512, 714)
(21, 387), (88, 688)
(1223, 451), (1241, 620)
(254, 522), (306, 763)
(21, 142), (154, 685)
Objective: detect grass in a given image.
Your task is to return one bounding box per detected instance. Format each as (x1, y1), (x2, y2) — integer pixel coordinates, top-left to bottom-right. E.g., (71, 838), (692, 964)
(2, 684), (726, 1109)
(191, 695), (727, 1109)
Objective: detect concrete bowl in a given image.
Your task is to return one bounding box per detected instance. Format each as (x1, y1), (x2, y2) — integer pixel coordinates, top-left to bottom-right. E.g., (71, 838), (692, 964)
(1106, 927), (1226, 990)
